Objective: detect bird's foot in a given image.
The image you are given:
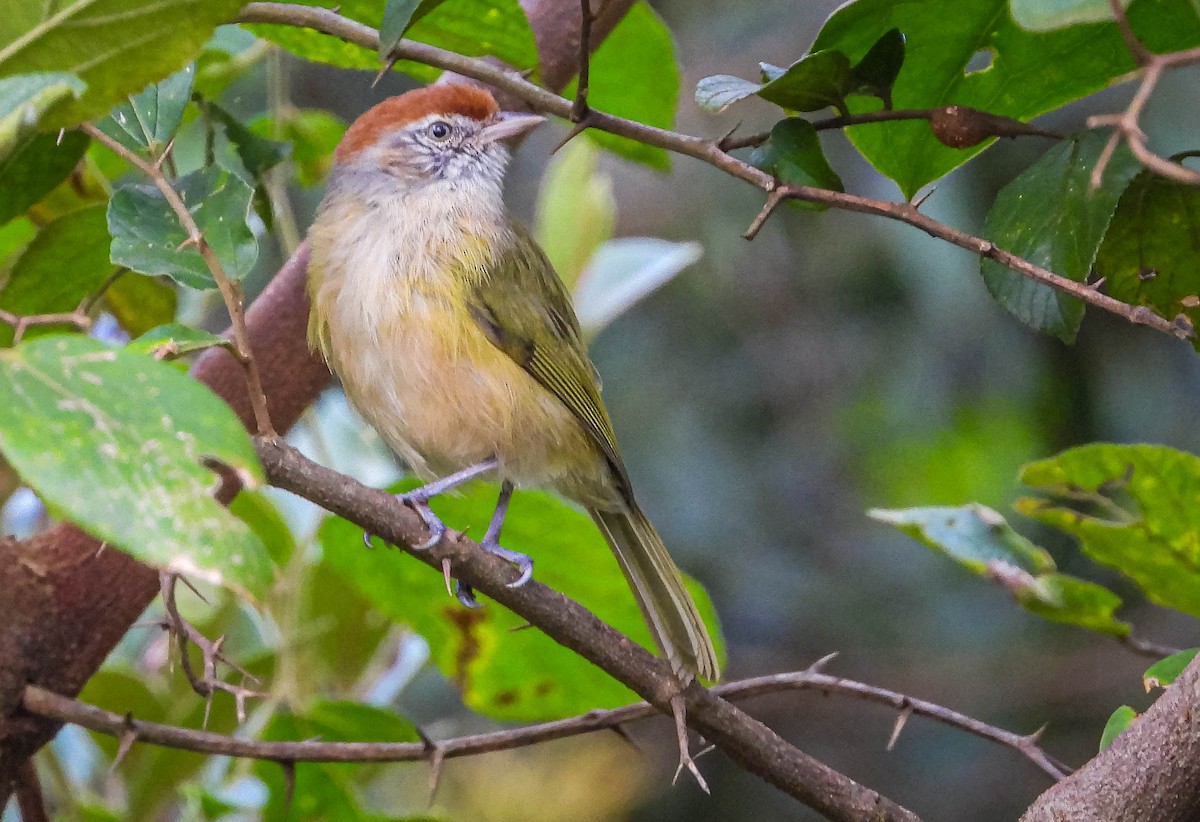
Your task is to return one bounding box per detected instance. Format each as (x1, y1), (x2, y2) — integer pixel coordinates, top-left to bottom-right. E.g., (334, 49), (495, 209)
(452, 539), (534, 609)
(397, 491), (447, 550)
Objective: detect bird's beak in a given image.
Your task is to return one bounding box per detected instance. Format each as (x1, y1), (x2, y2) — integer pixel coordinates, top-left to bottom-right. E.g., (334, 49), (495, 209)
(478, 112), (546, 144)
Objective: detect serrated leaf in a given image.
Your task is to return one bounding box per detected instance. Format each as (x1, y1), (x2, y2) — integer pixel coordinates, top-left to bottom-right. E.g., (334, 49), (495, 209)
(249, 0), (537, 84)
(871, 504), (1130, 636)
(1094, 169), (1200, 345)
(0, 203), (115, 346)
(97, 64), (194, 156)
(812, 0), (1200, 198)
(980, 133), (1140, 342)
(108, 166), (258, 289)
(0, 335), (271, 597)
(849, 28), (905, 105)
(750, 117), (843, 207)
(1011, 0), (1134, 30)
(0, 130), (88, 225)
(320, 479), (724, 721)
(0, 72), (84, 158)
(573, 238), (702, 338)
(1100, 704), (1137, 750)
(1017, 444), (1200, 619)
(534, 139), (615, 288)
(0, 0), (245, 129)
(567, 2), (679, 169)
(126, 323), (228, 359)
(1144, 649), (1198, 690)
(103, 273), (177, 338)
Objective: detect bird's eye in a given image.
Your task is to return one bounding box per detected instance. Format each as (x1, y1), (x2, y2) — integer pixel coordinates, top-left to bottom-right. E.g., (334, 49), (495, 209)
(427, 120), (452, 141)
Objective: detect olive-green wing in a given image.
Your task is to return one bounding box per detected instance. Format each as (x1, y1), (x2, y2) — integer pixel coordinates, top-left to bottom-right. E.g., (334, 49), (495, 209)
(468, 223), (631, 498)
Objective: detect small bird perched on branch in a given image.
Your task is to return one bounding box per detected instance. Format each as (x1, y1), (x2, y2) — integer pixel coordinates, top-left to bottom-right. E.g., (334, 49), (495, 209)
(306, 84), (718, 682)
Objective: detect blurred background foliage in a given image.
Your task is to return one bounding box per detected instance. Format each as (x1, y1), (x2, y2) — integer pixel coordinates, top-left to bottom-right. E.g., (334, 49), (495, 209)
(3, 0), (1200, 820)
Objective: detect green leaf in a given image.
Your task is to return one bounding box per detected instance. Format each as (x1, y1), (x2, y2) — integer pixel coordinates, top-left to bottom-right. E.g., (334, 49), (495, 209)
(126, 323), (228, 359)
(849, 28), (905, 105)
(811, 0), (1200, 198)
(320, 479), (724, 721)
(0, 204), (115, 346)
(1094, 169), (1200, 345)
(0, 0), (245, 129)
(534, 139), (615, 289)
(108, 166), (258, 289)
(870, 504), (1130, 636)
(249, 109), (346, 187)
(202, 100), (289, 181)
(568, 2), (679, 169)
(573, 238), (702, 338)
(0, 216), (35, 269)
(980, 133), (1140, 342)
(0, 130), (89, 225)
(0, 336), (271, 597)
(97, 65), (195, 156)
(0, 72), (84, 158)
(1100, 704), (1137, 750)
(103, 273), (178, 338)
(1144, 649), (1198, 690)
(750, 118), (844, 206)
(249, 0), (537, 83)
(1011, 0), (1134, 30)
(696, 50), (853, 116)
(254, 702), (420, 821)
(1017, 444), (1200, 619)
(379, 0), (449, 59)
(229, 488), (296, 566)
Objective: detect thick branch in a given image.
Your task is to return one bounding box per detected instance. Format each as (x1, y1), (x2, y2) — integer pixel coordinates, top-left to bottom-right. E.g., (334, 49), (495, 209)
(254, 437), (919, 821)
(237, 2), (1194, 342)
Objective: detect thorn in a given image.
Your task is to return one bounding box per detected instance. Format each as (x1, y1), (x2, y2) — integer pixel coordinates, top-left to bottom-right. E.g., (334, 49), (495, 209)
(176, 574), (209, 604)
(111, 715), (138, 771)
(742, 186), (788, 241)
(441, 557), (454, 598)
(427, 744), (446, 806)
(1089, 276), (1108, 291)
(154, 138), (176, 170)
(716, 121), (743, 151)
(509, 621), (535, 632)
(887, 706), (912, 751)
(551, 117), (591, 154)
(280, 761), (296, 815)
(372, 57), (398, 88)
(669, 695), (709, 793)
(202, 693), (214, 730)
(911, 186), (937, 210)
(176, 235), (199, 252)
(94, 541), (108, 557)
(805, 651), (839, 674)
(1023, 723), (1049, 745)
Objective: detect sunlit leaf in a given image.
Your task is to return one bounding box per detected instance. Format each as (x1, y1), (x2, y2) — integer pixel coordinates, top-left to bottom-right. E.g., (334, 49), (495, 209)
(126, 323), (228, 360)
(320, 479), (724, 721)
(1144, 649), (1198, 690)
(980, 133), (1140, 342)
(0, 335), (271, 597)
(1017, 443), (1200, 618)
(1010, 0), (1133, 30)
(1100, 704), (1137, 750)
(871, 504), (1130, 636)
(0, 72), (84, 158)
(534, 139), (614, 289)
(0, 0), (245, 128)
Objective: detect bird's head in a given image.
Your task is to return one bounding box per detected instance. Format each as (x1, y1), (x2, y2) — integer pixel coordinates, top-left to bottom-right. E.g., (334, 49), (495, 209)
(331, 84), (544, 192)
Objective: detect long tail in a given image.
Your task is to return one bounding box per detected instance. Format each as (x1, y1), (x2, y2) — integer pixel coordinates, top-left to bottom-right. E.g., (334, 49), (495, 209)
(589, 504), (719, 682)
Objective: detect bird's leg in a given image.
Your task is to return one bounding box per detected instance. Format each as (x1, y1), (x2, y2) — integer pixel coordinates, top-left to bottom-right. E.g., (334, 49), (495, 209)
(365, 457), (499, 550)
(455, 479), (534, 608)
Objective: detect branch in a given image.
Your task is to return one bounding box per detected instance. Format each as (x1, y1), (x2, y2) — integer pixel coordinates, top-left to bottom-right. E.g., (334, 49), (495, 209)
(22, 653), (1066, 781)
(1085, 1), (1200, 187)
(252, 437), (919, 821)
(79, 123), (276, 436)
(236, 2), (1193, 343)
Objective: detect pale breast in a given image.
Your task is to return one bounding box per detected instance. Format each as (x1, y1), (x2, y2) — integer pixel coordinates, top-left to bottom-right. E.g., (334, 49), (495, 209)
(308, 189), (610, 501)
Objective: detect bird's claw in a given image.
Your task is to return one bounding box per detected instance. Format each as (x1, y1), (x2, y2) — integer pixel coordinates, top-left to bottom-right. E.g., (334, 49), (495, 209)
(399, 494), (446, 550)
(456, 580), (484, 609)
(481, 538), (534, 589)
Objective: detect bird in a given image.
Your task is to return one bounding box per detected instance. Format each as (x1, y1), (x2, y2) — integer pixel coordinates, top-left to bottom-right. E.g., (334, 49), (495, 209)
(306, 83), (719, 682)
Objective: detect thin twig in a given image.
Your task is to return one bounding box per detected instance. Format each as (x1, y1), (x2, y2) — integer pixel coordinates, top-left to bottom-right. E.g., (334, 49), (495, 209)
(1122, 634), (1184, 660)
(14, 758), (48, 822)
(0, 308), (91, 345)
(570, 0), (593, 123)
(79, 123), (276, 436)
(743, 186), (787, 240)
(236, 2), (1195, 343)
(22, 653), (1067, 781)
